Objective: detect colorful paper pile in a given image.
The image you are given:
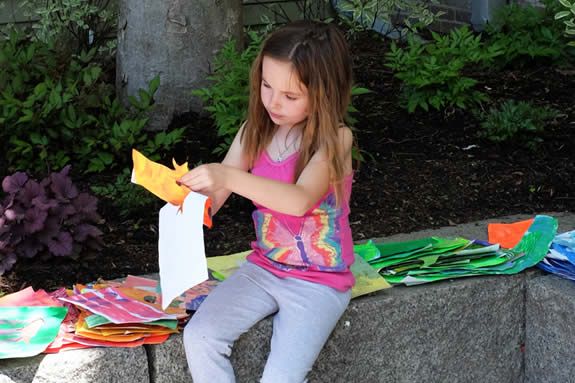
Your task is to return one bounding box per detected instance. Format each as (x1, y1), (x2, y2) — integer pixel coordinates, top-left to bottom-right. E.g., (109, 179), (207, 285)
(538, 230), (575, 281)
(55, 284), (178, 349)
(51, 275), (218, 350)
(0, 275), (218, 359)
(357, 215), (557, 285)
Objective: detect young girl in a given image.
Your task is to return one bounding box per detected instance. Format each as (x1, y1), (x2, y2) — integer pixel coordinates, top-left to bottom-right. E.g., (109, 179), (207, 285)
(179, 20), (355, 383)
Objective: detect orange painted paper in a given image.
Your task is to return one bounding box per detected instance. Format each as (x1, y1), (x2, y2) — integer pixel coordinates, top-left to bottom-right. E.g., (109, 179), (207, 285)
(488, 218), (534, 249)
(131, 149), (212, 227)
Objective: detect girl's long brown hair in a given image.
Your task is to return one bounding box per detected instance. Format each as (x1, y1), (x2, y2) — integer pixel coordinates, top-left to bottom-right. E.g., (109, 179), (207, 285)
(241, 20), (354, 206)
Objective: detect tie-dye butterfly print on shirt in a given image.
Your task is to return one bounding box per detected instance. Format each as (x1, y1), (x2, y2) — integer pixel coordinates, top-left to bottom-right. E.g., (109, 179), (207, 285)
(252, 193), (346, 272)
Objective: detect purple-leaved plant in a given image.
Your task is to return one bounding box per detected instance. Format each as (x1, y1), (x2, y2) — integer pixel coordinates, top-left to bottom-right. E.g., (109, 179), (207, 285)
(0, 165), (103, 275)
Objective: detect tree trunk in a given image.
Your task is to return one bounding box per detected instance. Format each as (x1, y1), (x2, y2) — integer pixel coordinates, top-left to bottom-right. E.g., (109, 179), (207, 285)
(117, 0), (243, 130)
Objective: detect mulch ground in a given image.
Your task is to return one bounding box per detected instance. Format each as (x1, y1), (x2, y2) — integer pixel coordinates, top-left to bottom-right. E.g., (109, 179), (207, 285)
(3, 30), (574, 294)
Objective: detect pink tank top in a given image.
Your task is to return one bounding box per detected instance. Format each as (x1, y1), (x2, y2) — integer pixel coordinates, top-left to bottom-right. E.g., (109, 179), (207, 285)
(246, 150), (355, 291)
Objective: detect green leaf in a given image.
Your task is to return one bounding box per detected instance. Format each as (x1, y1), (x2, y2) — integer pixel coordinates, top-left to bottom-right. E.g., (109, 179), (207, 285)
(83, 70), (92, 85)
(17, 110), (34, 123)
(33, 133), (49, 145)
(90, 66), (102, 82)
(138, 89), (151, 108)
(149, 75), (160, 95)
(351, 87), (372, 95)
(34, 83), (48, 97)
(128, 95), (140, 108)
(98, 152), (114, 165)
(555, 11), (571, 19)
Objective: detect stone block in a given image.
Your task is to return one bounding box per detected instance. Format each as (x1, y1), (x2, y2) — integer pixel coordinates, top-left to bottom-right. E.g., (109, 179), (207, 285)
(308, 274), (525, 383)
(0, 347), (148, 383)
(147, 316), (272, 383)
(156, 274), (524, 382)
(147, 335), (191, 383)
(526, 275), (575, 383)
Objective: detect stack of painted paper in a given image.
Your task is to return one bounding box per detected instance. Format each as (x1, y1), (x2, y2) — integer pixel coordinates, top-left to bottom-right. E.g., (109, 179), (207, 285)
(0, 275), (218, 358)
(358, 215), (557, 285)
(538, 230), (575, 281)
(55, 275), (218, 350)
(0, 287), (69, 359)
(56, 283), (179, 349)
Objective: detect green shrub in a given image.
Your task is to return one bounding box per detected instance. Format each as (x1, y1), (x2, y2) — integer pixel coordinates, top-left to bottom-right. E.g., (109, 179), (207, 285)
(0, 30), (183, 176)
(12, 0), (117, 56)
(556, 0), (575, 46)
(253, 0), (332, 24)
(477, 100), (559, 149)
(91, 168), (159, 218)
(192, 30), (263, 155)
(333, 0), (444, 38)
(486, 0), (574, 66)
(385, 26), (503, 113)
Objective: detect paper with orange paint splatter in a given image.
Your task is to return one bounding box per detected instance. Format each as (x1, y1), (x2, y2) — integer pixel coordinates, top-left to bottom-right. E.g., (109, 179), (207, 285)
(131, 149), (212, 309)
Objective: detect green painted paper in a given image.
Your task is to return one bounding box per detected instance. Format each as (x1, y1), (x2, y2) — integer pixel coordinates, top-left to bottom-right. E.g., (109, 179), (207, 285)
(353, 241), (381, 262)
(380, 215), (557, 285)
(371, 237), (471, 270)
(373, 237), (434, 258)
(85, 314), (178, 329)
(0, 306), (67, 359)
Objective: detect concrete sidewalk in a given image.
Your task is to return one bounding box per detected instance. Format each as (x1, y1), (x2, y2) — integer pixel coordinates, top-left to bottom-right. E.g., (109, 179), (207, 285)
(1, 211), (574, 383)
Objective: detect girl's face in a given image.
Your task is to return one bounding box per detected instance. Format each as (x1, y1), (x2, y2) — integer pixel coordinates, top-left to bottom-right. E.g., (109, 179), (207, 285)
(260, 56), (309, 128)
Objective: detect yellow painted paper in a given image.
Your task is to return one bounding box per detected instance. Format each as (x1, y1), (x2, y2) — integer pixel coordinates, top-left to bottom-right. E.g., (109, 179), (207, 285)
(74, 312), (175, 343)
(131, 149), (189, 205)
(207, 250), (390, 299)
(131, 148), (212, 227)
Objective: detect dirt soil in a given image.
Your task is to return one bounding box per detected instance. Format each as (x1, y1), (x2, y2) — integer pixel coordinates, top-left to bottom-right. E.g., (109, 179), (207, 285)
(3, 31), (575, 294)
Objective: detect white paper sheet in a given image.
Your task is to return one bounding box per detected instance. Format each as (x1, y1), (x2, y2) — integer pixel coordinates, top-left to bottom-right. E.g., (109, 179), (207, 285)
(158, 192), (208, 310)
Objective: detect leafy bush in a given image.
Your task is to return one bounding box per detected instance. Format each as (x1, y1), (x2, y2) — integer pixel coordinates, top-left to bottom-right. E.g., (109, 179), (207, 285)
(486, 0), (574, 66)
(385, 26), (503, 113)
(0, 166), (103, 275)
(0, 30), (183, 176)
(11, 0), (117, 56)
(91, 168), (159, 218)
(192, 31), (264, 155)
(254, 0), (332, 24)
(555, 0), (575, 46)
(333, 0), (443, 38)
(477, 100), (559, 149)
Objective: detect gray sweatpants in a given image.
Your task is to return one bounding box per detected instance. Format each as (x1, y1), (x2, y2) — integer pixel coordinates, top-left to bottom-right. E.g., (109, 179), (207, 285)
(183, 262), (351, 383)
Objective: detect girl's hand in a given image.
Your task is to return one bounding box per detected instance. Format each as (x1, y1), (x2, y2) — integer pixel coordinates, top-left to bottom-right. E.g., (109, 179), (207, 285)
(178, 163), (227, 193)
